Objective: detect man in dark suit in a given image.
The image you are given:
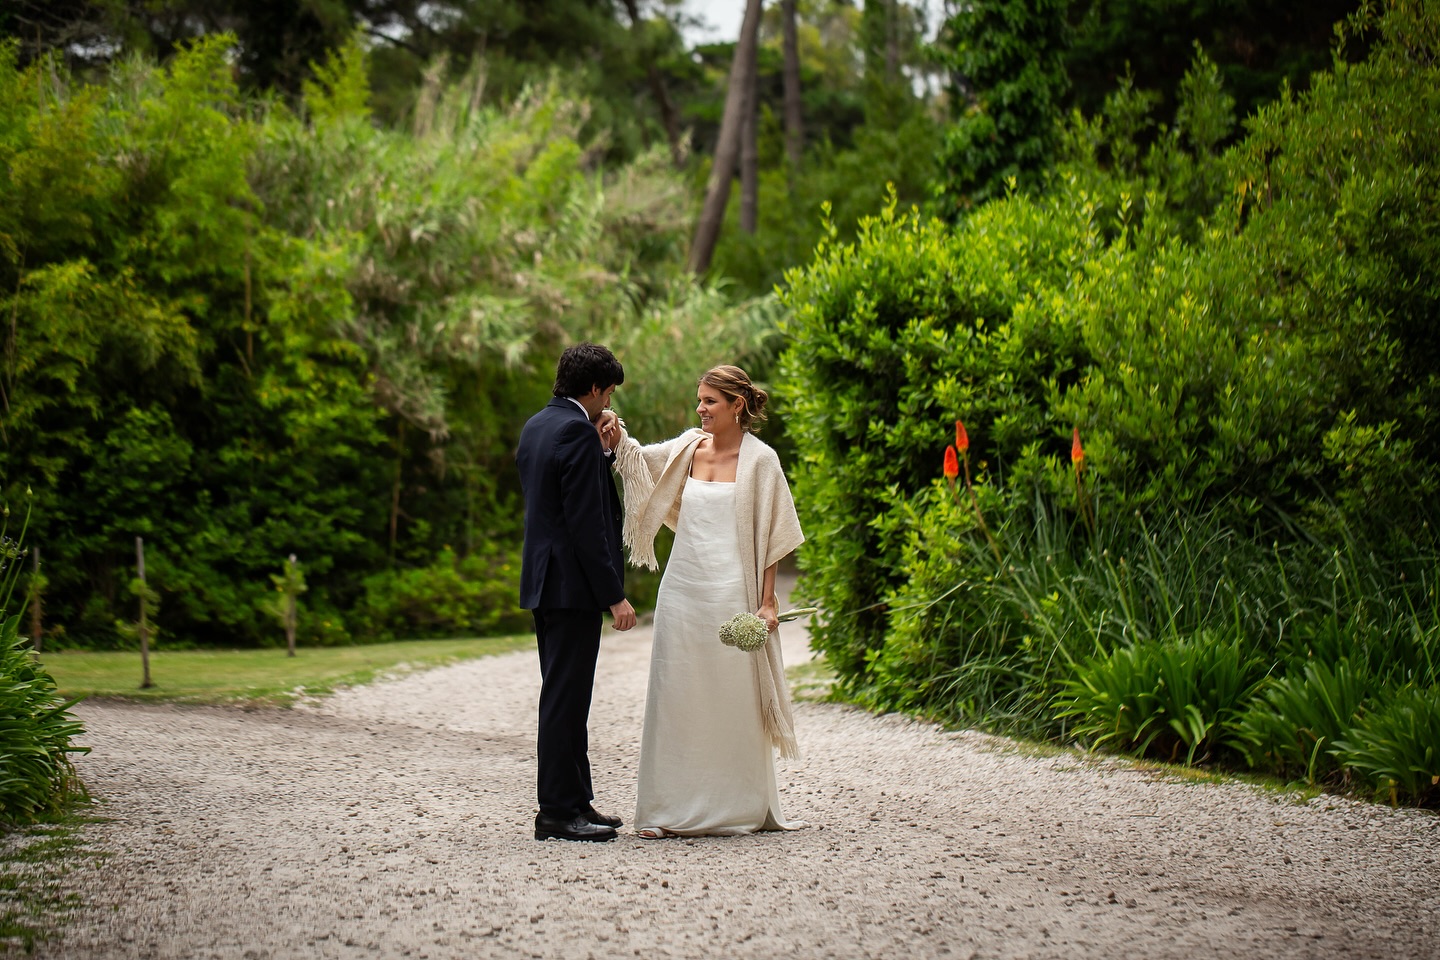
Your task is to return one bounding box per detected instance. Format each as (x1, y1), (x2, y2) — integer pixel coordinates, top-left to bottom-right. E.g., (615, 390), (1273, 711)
(516, 342), (637, 842)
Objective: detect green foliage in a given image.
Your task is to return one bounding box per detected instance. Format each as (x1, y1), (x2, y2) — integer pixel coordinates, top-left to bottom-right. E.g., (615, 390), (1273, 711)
(709, 112), (945, 297)
(254, 51), (703, 572)
(0, 502), (87, 825)
(1, 37), (391, 647)
(1063, 0), (1357, 122)
(301, 30), (370, 124)
(935, 0), (1071, 209)
(260, 556), (307, 648)
(701, 0), (946, 299)
(1236, 658), (1375, 783)
(0, 622), (88, 825)
(112, 576), (161, 651)
(778, 186), (1097, 680)
(2, 34), (762, 648)
(1335, 684), (1440, 806)
(355, 547), (528, 642)
(780, 4), (1440, 807)
(1058, 632), (1267, 765)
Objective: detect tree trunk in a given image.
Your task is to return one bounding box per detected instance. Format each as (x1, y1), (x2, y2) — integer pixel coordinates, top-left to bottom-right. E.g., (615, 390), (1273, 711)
(621, 0), (685, 167)
(688, 0), (764, 275)
(782, 0), (804, 172)
(740, 37), (760, 234)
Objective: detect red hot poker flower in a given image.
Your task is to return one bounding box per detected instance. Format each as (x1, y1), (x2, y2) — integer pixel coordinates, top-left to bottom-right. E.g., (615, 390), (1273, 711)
(1071, 428), (1085, 467)
(955, 419), (970, 454)
(943, 445), (960, 483)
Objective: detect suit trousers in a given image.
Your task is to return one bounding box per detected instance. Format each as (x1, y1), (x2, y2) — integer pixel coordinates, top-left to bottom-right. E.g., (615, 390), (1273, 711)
(533, 607), (602, 819)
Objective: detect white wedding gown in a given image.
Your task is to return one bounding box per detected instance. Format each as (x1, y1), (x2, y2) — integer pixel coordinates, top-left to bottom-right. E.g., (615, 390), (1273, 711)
(634, 477), (801, 835)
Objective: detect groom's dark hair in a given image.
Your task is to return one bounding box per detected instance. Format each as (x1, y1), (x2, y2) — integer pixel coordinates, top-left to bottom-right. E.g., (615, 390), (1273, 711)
(553, 342), (624, 398)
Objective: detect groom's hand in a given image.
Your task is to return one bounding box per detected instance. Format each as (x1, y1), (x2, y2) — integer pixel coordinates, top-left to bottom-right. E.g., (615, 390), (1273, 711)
(610, 599), (636, 631)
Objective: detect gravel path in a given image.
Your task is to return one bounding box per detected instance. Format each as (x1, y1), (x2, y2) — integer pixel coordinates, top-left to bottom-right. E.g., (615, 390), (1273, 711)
(23, 582), (1440, 960)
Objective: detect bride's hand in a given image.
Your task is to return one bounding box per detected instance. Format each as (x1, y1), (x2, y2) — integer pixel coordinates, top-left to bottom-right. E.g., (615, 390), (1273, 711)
(757, 601), (779, 633)
(595, 409), (620, 450)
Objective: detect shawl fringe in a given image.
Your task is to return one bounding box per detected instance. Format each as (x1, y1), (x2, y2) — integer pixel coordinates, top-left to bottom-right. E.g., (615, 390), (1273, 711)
(612, 427), (659, 568)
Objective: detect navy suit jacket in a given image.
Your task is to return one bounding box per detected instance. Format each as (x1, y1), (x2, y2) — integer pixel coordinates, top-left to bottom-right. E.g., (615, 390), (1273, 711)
(516, 398), (626, 611)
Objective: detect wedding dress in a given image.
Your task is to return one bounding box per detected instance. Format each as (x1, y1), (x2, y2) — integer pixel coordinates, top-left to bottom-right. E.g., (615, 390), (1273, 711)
(633, 477), (801, 835)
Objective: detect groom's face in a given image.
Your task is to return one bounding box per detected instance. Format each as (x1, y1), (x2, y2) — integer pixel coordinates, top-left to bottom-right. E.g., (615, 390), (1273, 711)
(578, 384), (616, 421)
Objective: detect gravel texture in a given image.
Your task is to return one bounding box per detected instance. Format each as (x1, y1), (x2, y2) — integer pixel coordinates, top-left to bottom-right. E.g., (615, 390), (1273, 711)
(21, 579), (1440, 960)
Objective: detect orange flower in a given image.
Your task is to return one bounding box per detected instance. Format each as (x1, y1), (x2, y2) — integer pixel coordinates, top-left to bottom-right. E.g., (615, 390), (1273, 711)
(1071, 428), (1085, 467)
(955, 419), (970, 454)
(943, 445), (960, 483)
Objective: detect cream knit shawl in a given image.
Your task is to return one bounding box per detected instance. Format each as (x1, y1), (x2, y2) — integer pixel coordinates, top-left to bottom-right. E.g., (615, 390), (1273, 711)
(613, 428), (805, 759)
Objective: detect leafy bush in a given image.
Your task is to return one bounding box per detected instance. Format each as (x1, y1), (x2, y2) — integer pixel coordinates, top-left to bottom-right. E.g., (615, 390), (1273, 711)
(355, 547), (528, 641)
(935, 0), (1070, 209)
(0, 504), (87, 825)
(1235, 659), (1375, 784)
(778, 186), (1095, 681)
(1335, 684), (1440, 807)
(1059, 632), (1268, 765)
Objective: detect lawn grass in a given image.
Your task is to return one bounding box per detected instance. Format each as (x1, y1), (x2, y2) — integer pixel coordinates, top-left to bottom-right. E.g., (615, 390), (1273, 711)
(36, 635), (534, 706)
(0, 811), (99, 953)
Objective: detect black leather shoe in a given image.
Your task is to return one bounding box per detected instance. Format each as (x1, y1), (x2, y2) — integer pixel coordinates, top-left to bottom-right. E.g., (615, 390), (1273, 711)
(583, 805), (623, 828)
(534, 813), (617, 842)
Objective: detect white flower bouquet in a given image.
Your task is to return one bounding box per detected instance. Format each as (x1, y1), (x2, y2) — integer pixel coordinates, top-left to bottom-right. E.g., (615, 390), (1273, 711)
(718, 607), (819, 651)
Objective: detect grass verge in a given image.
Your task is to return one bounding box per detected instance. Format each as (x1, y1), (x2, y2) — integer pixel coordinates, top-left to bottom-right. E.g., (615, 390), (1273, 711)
(0, 806), (102, 953)
(787, 656), (837, 702)
(36, 635), (534, 706)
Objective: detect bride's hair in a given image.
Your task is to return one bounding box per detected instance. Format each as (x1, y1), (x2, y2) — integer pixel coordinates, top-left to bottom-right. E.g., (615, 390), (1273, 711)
(700, 364), (768, 432)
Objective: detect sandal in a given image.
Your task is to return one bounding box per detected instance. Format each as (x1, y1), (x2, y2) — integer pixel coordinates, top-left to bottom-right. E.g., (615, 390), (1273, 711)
(636, 827), (681, 840)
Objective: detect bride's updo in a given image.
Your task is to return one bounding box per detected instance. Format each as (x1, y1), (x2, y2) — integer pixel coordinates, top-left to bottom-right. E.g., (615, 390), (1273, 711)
(700, 364), (768, 432)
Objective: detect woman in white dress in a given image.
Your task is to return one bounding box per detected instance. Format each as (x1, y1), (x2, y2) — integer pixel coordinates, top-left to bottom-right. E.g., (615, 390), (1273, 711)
(606, 365), (806, 838)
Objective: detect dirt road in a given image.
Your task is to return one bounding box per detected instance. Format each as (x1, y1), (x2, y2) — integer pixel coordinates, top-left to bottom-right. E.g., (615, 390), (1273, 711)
(25, 604), (1440, 959)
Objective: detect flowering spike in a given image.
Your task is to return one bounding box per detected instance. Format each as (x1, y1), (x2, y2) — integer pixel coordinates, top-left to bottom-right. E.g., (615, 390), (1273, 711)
(1071, 428), (1085, 467)
(943, 445), (960, 483)
(955, 419), (969, 454)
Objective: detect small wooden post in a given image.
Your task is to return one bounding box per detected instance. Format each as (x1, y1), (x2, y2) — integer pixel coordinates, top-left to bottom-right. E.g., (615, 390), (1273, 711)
(29, 546), (42, 653)
(285, 553), (297, 658)
(136, 536), (153, 689)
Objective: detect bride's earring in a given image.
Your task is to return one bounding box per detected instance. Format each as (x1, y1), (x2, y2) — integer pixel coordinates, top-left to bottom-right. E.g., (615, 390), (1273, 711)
(734, 413), (740, 424)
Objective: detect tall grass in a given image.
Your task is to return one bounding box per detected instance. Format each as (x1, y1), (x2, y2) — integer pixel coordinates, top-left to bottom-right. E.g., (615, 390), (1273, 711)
(875, 491), (1440, 805)
(0, 502), (89, 825)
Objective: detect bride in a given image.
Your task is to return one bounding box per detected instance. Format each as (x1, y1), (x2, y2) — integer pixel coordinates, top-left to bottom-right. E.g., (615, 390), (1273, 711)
(604, 364), (806, 838)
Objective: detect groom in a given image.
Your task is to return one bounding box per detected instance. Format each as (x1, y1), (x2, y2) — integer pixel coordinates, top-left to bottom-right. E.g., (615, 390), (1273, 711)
(516, 342), (637, 842)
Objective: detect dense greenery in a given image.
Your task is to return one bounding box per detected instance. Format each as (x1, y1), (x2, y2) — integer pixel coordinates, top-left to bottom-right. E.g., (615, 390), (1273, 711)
(0, 35), (773, 648)
(780, 1), (1440, 804)
(935, 0), (1070, 209)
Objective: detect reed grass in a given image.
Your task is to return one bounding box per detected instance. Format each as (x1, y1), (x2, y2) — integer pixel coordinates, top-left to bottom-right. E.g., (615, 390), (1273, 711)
(877, 492), (1440, 805)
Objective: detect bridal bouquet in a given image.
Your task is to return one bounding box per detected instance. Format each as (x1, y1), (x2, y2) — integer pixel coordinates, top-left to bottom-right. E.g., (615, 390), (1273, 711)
(718, 607), (819, 651)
